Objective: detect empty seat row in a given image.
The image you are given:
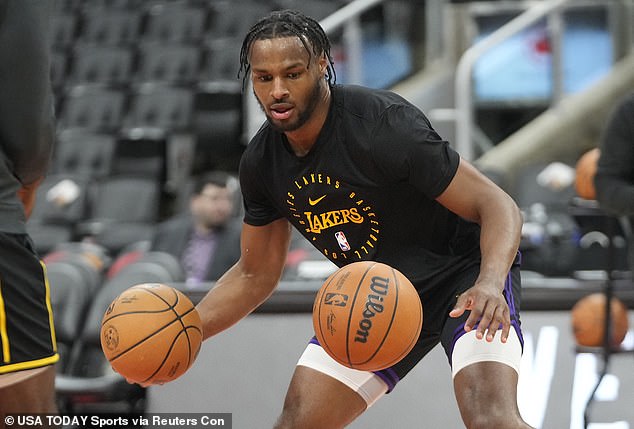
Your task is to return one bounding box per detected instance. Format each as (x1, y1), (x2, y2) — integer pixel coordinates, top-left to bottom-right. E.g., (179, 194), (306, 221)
(51, 1), (272, 48)
(51, 0), (344, 50)
(28, 173), (162, 254)
(51, 38), (242, 88)
(54, 82), (243, 171)
(57, 83), (194, 132)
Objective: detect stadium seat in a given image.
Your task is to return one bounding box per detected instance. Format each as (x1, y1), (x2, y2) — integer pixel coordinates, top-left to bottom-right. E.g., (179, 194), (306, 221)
(58, 84), (127, 132)
(45, 242), (111, 293)
(199, 37), (242, 83)
(77, 8), (141, 45)
(87, 176), (161, 225)
(136, 42), (201, 85)
(28, 174), (91, 225)
(46, 260), (95, 373)
(124, 83), (194, 131)
(78, 176), (161, 253)
(69, 43), (135, 85)
(50, 13), (77, 48)
(207, 1), (271, 39)
(142, 1), (208, 43)
(26, 174), (91, 254)
(53, 129), (117, 180)
(110, 130), (168, 182)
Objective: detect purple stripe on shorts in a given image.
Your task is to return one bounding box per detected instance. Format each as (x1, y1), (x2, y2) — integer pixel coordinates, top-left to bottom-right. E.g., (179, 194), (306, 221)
(505, 271), (517, 317)
(373, 368), (399, 393)
(308, 337), (400, 393)
(447, 269), (524, 365)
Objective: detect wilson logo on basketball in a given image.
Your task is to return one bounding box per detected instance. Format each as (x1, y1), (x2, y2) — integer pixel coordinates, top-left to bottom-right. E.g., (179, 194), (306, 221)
(354, 276), (389, 344)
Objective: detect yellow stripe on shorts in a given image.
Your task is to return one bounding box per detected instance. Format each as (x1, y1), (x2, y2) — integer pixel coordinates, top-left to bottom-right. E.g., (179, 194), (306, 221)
(40, 261), (58, 353)
(0, 278), (10, 363)
(0, 354), (59, 374)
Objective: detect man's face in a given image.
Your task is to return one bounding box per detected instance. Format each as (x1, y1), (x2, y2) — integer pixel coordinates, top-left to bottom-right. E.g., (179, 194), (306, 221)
(190, 184), (234, 230)
(249, 36), (327, 132)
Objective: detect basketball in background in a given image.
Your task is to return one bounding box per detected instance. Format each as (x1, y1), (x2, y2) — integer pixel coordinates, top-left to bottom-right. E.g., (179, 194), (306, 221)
(101, 283), (203, 385)
(575, 148), (600, 200)
(571, 292), (629, 347)
(313, 261), (423, 371)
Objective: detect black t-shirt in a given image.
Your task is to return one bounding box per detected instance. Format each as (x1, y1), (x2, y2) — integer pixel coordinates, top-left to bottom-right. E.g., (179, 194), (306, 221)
(239, 85), (481, 291)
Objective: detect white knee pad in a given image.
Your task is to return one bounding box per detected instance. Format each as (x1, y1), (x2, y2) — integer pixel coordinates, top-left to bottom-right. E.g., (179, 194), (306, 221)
(451, 328), (522, 378)
(297, 343), (388, 407)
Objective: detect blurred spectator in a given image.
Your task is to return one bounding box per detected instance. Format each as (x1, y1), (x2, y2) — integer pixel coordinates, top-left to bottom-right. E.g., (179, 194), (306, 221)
(594, 91), (634, 268)
(150, 171), (241, 288)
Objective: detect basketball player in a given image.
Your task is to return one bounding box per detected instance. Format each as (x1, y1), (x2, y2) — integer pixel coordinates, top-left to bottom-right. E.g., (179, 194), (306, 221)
(0, 0), (58, 417)
(196, 10), (533, 428)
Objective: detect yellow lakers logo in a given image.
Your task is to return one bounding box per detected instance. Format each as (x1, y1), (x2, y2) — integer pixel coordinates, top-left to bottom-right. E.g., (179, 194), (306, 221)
(304, 208), (364, 233)
(286, 172), (380, 261)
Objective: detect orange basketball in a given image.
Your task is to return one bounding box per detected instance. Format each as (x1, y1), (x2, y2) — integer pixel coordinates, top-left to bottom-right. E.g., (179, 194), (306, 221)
(313, 261), (423, 371)
(100, 283), (203, 385)
(575, 148), (600, 200)
(571, 293), (629, 347)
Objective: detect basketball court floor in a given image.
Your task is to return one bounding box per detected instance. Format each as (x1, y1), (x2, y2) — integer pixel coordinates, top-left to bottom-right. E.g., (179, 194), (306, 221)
(148, 310), (634, 428)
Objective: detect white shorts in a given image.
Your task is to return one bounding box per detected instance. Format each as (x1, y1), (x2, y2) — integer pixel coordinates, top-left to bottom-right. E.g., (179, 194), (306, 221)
(297, 328), (523, 407)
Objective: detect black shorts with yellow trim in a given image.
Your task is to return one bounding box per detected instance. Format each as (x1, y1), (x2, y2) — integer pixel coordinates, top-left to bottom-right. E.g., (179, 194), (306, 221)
(0, 233), (58, 374)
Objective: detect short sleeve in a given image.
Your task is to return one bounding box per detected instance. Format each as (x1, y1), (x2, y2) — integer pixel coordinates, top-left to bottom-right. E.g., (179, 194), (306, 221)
(371, 103), (460, 198)
(238, 149), (284, 226)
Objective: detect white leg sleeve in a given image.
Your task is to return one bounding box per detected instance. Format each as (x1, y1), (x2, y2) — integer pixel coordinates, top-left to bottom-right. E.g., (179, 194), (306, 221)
(451, 328), (522, 378)
(297, 343), (388, 407)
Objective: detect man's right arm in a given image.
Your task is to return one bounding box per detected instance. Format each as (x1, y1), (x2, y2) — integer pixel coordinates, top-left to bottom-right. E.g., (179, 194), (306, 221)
(196, 218), (292, 339)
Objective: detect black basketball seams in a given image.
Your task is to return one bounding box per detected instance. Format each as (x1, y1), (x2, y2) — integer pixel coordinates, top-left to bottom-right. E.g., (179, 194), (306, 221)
(351, 267), (399, 367)
(344, 262), (375, 368)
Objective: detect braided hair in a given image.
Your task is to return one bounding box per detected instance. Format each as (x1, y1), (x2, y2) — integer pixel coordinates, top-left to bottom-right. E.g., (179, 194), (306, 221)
(238, 9), (337, 88)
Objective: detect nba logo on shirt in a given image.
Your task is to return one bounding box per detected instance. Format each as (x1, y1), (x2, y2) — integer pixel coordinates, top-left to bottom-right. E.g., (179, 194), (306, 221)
(335, 231), (351, 251)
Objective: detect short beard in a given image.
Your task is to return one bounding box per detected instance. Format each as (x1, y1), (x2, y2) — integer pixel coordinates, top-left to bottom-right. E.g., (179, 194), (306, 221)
(256, 79), (324, 133)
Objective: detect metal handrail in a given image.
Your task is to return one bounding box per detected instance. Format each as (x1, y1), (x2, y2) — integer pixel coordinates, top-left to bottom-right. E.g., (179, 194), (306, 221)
(320, 0), (384, 32)
(320, 0), (386, 84)
(454, 0), (569, 160)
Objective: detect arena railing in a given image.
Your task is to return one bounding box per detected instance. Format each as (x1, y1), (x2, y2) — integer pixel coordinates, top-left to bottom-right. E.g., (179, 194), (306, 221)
(452, 0), (633, 160)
